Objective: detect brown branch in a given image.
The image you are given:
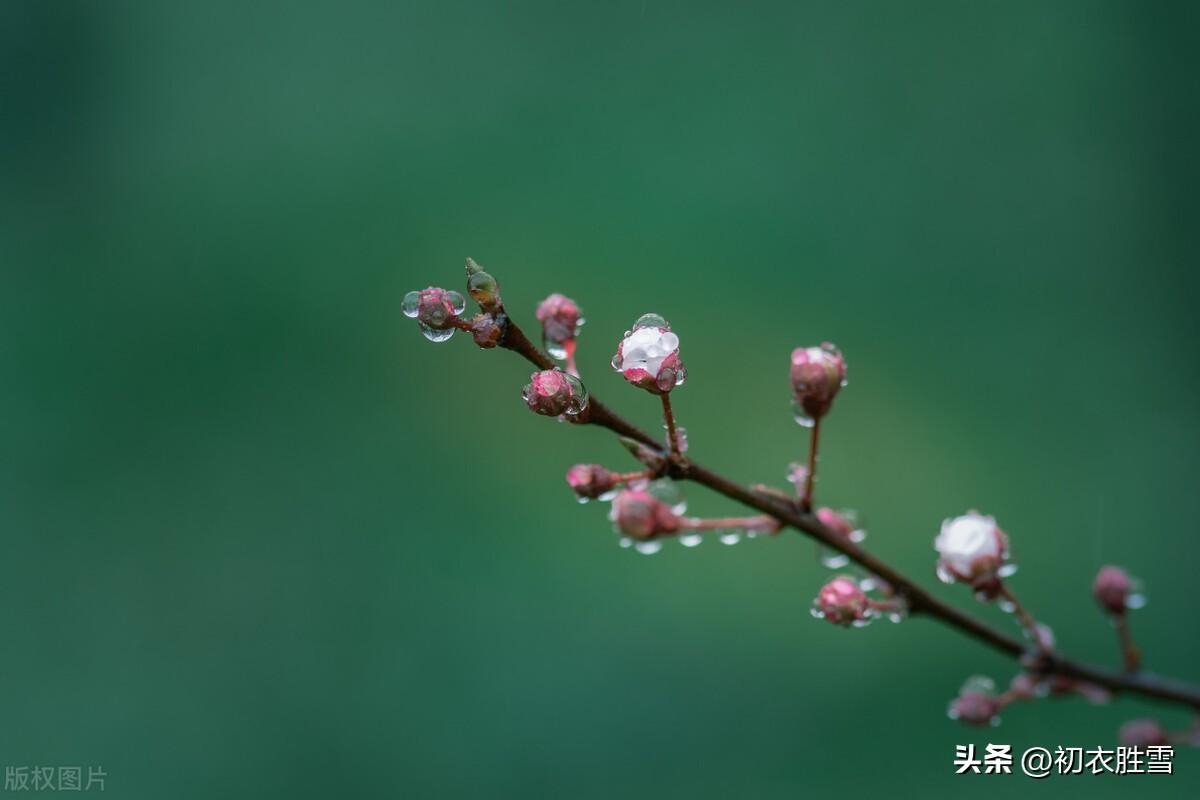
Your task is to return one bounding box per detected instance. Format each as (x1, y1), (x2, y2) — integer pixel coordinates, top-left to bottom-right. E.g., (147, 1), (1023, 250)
(495, 314), (1200, 711)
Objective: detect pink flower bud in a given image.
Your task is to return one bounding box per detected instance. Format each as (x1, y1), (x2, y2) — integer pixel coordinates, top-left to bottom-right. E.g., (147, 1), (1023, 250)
(468, 313), (503, 349)
(565, 464), (620, 501)
(402, 286), (467, 342)
(521, 370), (589, 418)
(610, 489), (681, 539)
(814, 576), (870, 626)
(816, 507), (866, 544)
(789, 343), (846, 426)
(949, 690), (1001, 727)
(536, 293), (584, 359)
(934, 512), (1010, 597)
(612, 314), (686, 394)
(1118, 719), (1168, 747)
(1093, 565), (1132, 615)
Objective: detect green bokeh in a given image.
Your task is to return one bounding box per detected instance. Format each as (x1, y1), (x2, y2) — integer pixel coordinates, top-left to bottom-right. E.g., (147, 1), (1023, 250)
(3, 1), (1198, 797)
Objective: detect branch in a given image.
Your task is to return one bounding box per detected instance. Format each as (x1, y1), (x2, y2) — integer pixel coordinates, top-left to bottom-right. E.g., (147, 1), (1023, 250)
(496, 314), (1200, 711)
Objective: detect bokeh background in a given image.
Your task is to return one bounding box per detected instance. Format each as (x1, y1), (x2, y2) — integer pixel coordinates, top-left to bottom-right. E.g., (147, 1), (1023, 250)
(3, 1), (1199, 797)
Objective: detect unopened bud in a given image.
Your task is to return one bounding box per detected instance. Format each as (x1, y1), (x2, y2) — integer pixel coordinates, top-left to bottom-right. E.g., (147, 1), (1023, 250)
(1118, 719), (1168, 747)
(566, 464), (620, 501)
(817, 507), (866, 545)
(402, 286), (467, 342)
(813, 576), (870, 626)
(789, 343), (846, 426)
(1093, 565), (1132, 615)
(612, 313), (686, 394)
(465, 258), (502, 312)
(610, 489), (681, 539)
(536, 293), (584, 359)
(521, 369), (589, 418)
(949, 691), (1001, 727)
(468, 313), (503, 349)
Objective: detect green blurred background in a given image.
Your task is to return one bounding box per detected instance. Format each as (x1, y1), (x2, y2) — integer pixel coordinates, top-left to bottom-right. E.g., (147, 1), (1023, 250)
(3, 1), (1198, 797)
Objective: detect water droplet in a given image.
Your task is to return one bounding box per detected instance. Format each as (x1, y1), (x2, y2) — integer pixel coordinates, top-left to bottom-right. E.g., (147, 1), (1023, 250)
(635, 540), (663, 555)
(611, 353), (624, 371)
(575, 496), (590, 505)
(719, 531), (741, 546)
(447, 291), (466, 315)
(936, 564), (955, 584)
(402, 291), (421, 317)
(886, 611), (905, 624)
(1127, 593), (1147, 610)
(792, 400), (815, 428)
(963, 675), (996, 693)
(618, 537), (633, 549)
(998, 564), (1019, 578)
(820, 549), (850, 569)
(851, 618), (872, 628)
(679, 533), (702, 548)
(810, 607), (825, 619)
(634, 313), (667, 330)
(997, 599), (1016, 614)
(675, 366), (687, 386)
(419, 324), (455, 343)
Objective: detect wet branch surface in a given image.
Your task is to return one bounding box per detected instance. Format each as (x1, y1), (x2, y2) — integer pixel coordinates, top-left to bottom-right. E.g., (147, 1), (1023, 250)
(499, 315), (1200, 711)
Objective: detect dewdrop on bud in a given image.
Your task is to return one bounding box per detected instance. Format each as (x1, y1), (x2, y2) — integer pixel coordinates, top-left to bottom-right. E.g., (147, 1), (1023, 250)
(789, 343), (846, 426)
(1093, 565), (1133, 615)
(464, 258), (502, 312)
(1119, 719), (1168, 747)
(610, 489), (681, 542)
(565, 464), (621, 502)
(812, 576), (871, 627)
(612, 313), (686, 394)
(947, 676), (1002, 727)
(934, 512), (1010, 599)
(521, 370), (589, 418)
(535, 293), (584, 360)
(402, 287), (466, 342)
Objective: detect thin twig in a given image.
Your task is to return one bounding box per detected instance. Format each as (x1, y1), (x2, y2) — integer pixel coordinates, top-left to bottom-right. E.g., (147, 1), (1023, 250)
(495, 314), (1200, 710)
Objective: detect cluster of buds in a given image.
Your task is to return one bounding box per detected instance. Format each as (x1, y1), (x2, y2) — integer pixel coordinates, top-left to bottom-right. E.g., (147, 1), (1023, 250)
(612, 314), (686, 394)
(934, 511), (1011, 599)
(522, 369), (589, 419)
(789, 343), (846, 427)
(403, 259), (506, 348)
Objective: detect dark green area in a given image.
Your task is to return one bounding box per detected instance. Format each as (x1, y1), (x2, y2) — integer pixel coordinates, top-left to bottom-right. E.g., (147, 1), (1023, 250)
(2, 1), (1198, 797)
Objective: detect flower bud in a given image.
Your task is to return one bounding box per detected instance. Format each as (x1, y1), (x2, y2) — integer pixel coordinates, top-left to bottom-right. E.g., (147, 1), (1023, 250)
(934, 512), (1009, 597)
(612, 313), (686, 394)
(468, 313), (503, 349)
(1118, 719), (1168, 747)
(1093, 565), (1132, 615)
(814, 576), (870, 626)
(789, 343), (846, 426)
(535, 293), (584, 359)
(610, 489), (681, 539)
(566, 464), (621, 501)
(948, 689), (1001, 727)
(402, 287), (467, 342)
(521, 369), (589, 418)
(816, 507), (866, 544)
(464, 258), (502, 311)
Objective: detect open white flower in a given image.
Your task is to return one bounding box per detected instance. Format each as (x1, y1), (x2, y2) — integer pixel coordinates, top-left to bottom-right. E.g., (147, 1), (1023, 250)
(612, 314), (686, 394)
(622, 327), (678, 376)
(935, 512), (1007, 585)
